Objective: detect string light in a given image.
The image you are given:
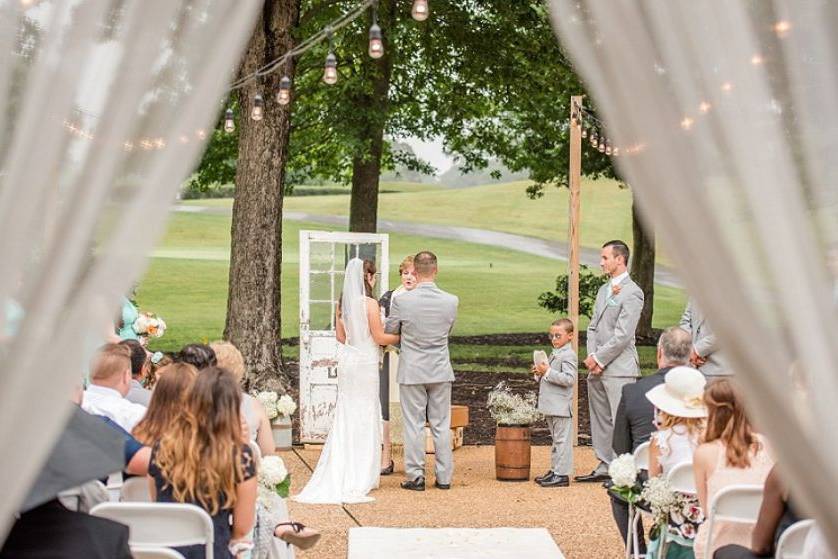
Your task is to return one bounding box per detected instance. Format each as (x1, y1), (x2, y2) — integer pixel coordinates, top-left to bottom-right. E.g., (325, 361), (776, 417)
(323, 29), (338, 84)
(224, 108), (235, 132)
(276, 76), (292, 106)
(721, 82), (733, 93)
(605, 143), (612, 156)
(411, 0), (429, 22)
(598, 140), (605, 152)
(612, 147), (619, 157)
(750, 54), (764, 65)
(773, 20), (791, 38)
(698, 101), (712, 114)
(196, 129), (207, 140)
(581, 127), (588, 139)
(250, 95), (264, 121)
(368, 3), (384, 59)
(680, 117), (694, 130)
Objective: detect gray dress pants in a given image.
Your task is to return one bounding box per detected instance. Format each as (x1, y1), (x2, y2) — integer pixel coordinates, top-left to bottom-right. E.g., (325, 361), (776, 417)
(399, 382), (453, 484)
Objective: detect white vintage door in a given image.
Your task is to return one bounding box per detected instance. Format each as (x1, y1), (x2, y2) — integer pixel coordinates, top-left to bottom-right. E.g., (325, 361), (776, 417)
(299, 230), (389, 443)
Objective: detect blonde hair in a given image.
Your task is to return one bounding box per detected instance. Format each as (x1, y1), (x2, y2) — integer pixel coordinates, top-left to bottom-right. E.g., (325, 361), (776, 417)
(90, 343), (131, 381)
(154, 367), (245, 515)
(210, 341), (246, 383)
(399, 255), (415, 274)
(702, 379), (761, 468)
(656, 410), (704, 446)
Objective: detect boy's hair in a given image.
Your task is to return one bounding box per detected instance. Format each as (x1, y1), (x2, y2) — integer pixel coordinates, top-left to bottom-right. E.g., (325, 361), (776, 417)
(91, 343), (131, 381)
(551, 318), (574, 333)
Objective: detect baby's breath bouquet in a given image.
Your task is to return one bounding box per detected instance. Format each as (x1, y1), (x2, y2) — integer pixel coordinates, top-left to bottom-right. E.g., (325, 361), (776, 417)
(487, 381), (542, 426)
(640, 476), (704, 544)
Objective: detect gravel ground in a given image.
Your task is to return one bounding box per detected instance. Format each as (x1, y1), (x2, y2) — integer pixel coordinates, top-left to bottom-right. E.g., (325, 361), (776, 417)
(284, 445), (624, 559)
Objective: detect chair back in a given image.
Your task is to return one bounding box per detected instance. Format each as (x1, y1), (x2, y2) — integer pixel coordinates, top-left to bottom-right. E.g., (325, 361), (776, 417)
(633, 441), (650, 472)
(131, 547), (187, 559)
(775, 519), (816, 559)
(91, 502), (214, 559)
(666, 461), (696, 495)
(106, 472), (123, 502)
(703, 484), (764, 559)
(121, 476), (152, 502)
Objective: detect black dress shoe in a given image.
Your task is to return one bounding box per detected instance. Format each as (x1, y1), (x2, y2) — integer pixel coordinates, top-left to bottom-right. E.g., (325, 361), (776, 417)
(538, 473), (569, 487)
(434, 481), (451, 490)
(400, 476), (425, 491)
(573, 470), (610, 483)
(380, 460), (394, 476)
(534, 470), (553, 483)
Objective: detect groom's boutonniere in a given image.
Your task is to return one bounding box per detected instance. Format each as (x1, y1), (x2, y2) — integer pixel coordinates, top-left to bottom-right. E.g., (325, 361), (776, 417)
(611, 284), (622, 297)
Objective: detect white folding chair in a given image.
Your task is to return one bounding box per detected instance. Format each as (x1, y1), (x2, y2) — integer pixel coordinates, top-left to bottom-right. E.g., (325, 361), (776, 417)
(91, 502), (214, 559)
(106, 472), (123, 502)
(633, 441), (650, 472)
(703, 485), (764, 559)
(775, 519), (816, 559)
(666, 461), (696, 495)
(131, 547), (187, 559)
(624, 442), (652, 559)
(120, 476), (152, 502)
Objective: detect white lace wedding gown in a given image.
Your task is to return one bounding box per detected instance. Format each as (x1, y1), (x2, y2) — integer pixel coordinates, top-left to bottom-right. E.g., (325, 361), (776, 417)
(294, 265), (382, 504)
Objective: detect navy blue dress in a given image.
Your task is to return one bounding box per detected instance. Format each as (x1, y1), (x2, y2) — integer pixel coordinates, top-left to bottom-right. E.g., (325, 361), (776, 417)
(149, 444), (256, 559)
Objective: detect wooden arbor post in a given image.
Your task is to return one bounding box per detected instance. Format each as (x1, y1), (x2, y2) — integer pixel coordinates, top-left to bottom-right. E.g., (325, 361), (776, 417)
(568, 95), (583, 441)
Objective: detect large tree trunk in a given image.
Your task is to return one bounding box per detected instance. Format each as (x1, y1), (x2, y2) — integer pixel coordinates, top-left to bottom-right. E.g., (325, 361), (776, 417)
(348, 0), (395, 233)
(630, 192), (656, 339)
(225, 0), (300, 392)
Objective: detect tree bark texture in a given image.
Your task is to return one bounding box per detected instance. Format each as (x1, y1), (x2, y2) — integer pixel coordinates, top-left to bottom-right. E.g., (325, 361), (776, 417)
(630, 192), (656, 338)
(225, 0), (300, 392)
(348, 0), (395, 233)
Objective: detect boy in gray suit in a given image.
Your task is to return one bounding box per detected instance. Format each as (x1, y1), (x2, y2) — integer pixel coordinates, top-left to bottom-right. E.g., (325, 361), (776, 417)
(532, 318), (578, 487)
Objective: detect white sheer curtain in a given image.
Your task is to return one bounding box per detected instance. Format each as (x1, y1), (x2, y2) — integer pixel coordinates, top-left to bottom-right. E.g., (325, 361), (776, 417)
(549, 0), (838, 548)
(0, 0), (260, 540)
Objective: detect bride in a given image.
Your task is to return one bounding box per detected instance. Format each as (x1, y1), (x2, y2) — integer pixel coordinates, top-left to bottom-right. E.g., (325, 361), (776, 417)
(294, 258), (400, 504)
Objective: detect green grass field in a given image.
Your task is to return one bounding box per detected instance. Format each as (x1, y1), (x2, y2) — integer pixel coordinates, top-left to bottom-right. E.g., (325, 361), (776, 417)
(185, 178), (640, 253)
(139, 206), (686, 364)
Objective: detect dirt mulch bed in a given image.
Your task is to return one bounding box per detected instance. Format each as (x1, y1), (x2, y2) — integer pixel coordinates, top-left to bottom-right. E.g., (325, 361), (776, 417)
(284, 361), (592, 447)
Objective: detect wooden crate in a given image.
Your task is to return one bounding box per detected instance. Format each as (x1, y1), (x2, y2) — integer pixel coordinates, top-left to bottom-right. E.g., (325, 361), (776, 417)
(450, 405), (469, 428)
(425, 426), (464, 454)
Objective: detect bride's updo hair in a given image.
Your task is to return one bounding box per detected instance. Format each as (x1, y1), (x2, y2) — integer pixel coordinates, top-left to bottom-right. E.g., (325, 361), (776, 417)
(363, 259), (376, 297)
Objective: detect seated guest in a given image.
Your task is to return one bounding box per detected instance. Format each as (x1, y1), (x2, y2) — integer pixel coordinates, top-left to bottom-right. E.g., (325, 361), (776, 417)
(714, 465), (801, 558)
(133, 363), (198, 445)
(146, 351), (173, 389)
(211, 340), (275, 457)
(646, 366), (707, 478)
(693, 379), (774, 558)
(82, 343), (147, 432)
(120, 339), (152, 406)
(149, 367), (256, 558)
(175, 342), (217, 370)
(0, 499), (131, 559)
(610, 326), (693, 554)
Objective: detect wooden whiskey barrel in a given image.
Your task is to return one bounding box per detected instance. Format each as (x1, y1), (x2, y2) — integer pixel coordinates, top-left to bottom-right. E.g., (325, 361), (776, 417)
(495, 425), (531, 481)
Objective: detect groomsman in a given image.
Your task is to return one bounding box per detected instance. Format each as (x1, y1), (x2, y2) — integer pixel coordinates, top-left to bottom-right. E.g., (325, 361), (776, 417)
(576, 240), (644, 483)
(679, 297), (729, 377)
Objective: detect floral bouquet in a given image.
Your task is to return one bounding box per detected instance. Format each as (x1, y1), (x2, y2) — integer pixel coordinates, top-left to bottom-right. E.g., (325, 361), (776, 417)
(255, 391), (297, 421)
(641, 476), (704, 544)
(487, 381), (542, 426)
(133, 312), (167, 339)
(608, 453), (642, 503)
(258, 455), (291, 502)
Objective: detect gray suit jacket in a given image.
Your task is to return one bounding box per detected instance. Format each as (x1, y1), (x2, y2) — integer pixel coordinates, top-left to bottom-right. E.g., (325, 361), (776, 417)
(680, 298), (728, 376)
(537, 344), (577, 417)
(385, 282), (458, 385)
(587, 275), (644, 378)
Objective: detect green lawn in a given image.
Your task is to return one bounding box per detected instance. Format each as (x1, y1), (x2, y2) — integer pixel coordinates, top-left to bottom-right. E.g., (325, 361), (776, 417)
(183, 179), (676, 266)
(139, 210), (685, 354)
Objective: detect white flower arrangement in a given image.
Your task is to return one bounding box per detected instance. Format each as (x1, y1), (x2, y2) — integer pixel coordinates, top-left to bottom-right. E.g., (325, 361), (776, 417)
(258, 455), (290, 500)
(255, 391), (297, 421)
(608, 453), (639, 488)
(487, 381), (542, 426)
(132, 312), (167, 338)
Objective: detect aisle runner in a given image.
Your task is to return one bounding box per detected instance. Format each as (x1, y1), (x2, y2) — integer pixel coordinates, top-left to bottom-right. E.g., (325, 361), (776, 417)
(348, 527), (565, 559)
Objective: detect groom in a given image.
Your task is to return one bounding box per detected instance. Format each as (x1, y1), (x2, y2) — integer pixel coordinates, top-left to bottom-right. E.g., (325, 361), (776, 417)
(385, 251), (459, 491)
